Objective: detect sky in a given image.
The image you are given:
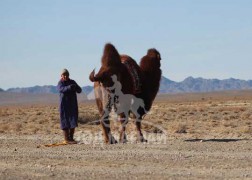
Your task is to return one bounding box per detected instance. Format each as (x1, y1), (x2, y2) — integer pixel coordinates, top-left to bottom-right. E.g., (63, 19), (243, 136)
(0, 0), (252, 90)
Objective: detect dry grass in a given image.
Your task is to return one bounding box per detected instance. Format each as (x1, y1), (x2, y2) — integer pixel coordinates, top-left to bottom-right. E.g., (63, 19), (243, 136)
(1, 92), (252, 139)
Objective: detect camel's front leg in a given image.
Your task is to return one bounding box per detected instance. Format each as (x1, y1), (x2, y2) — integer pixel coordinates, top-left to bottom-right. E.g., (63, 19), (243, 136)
(101, 115), (117, 144)
(119, 113), (129, 143)
(100, 111), (118, 144)
(101, 94), (117, 144)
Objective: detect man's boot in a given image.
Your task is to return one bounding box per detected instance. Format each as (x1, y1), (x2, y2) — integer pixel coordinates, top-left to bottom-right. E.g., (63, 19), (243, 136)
(63, 129), (69, 143)
(68, 128), (77, 144)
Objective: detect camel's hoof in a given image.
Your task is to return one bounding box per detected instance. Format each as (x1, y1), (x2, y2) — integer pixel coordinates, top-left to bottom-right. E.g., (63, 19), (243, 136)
(108, 136), (118, 144)
(119, 134), (127, 143)
(105, 140), (118, 144)
(136, 136), (148, 143)
(119, 138), (128, 144)
(104, 134), (118, 144)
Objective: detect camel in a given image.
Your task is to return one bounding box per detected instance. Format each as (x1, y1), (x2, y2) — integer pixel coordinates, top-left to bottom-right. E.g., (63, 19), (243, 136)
(89, 43), (162, 144)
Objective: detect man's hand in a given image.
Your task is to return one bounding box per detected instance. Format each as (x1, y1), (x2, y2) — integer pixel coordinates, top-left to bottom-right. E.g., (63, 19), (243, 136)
(70, 84), (76, 91)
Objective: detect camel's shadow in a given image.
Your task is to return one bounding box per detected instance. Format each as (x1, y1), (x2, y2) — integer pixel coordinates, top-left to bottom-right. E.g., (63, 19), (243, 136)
(184, 138), (250, 142)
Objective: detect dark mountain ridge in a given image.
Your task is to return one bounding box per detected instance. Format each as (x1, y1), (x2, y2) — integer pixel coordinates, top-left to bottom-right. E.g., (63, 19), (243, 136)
(159, 76), (252, 93)
(2, 76), (252, 95)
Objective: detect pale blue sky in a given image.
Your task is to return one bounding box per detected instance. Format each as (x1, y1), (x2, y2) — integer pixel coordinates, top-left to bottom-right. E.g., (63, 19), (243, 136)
(0, 0), (252, 90)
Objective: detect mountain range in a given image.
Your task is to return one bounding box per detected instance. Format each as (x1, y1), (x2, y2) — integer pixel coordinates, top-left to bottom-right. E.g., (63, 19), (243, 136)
(2, 76), (252, 95)
(159, 76), (252, 93)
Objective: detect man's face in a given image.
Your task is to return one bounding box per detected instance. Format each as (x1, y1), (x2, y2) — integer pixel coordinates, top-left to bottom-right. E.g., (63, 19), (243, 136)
(61, 73), (69, 81)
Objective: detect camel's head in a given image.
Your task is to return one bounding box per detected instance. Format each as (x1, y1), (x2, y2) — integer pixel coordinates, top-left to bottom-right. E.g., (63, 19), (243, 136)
(89, 68), (118, 88)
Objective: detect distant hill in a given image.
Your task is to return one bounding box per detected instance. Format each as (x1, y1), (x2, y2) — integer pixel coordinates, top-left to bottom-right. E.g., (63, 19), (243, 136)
(0, 88), (4, 92)
(0, 92), (59, 106)
(7, 85), (58, 94)
(2, 76), (252, 94)
(159, 76), (252, 93)
(6, 85), (94, 95)
(82, 86), (93, 95)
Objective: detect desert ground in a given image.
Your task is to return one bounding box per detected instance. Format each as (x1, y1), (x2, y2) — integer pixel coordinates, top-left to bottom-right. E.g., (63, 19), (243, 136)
(0, 91), (252, 179)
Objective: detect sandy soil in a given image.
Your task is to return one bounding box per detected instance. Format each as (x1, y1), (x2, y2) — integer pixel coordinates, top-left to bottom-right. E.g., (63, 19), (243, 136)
(0, 91), (252, 179)
(0, 134), (251, 180)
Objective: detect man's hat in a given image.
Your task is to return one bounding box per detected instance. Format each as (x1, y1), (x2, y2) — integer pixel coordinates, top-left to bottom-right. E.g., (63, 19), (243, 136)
(61, 68), (69, 75)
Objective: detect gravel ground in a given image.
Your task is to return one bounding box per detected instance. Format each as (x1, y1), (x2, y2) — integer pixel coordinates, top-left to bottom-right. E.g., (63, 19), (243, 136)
(1, 134), (251, 180)
(1, 92), (252, 179)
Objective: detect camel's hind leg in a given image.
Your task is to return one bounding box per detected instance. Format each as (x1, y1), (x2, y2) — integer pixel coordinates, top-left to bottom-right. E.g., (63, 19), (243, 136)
(130, 98), (148, 143)
(132, 108), (148, 143)
(135, 119), (147, 143)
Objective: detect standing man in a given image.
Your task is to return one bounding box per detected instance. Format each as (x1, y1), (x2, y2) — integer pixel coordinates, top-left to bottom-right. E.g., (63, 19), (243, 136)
(57, 69), (82, 144)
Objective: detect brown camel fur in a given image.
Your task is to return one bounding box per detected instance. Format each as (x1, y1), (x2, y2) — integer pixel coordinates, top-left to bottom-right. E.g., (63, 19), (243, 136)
(89, 43), (162, 144)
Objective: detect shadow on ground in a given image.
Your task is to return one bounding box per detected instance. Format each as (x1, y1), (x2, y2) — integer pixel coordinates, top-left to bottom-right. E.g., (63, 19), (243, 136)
(184, 138), (250, 142)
